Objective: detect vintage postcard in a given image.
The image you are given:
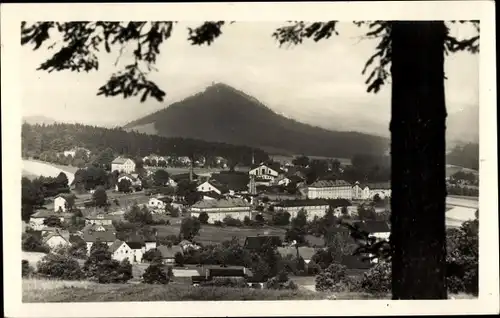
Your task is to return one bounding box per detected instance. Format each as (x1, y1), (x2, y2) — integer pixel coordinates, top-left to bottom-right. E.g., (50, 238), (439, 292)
(1, 1), (498, 317)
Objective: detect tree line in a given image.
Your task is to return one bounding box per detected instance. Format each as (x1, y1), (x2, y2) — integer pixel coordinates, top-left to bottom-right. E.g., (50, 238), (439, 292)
(22, 122), (270, 168)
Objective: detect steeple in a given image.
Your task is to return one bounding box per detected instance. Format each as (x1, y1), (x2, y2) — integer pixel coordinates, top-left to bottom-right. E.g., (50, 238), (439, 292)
(251, 150), (255, 165)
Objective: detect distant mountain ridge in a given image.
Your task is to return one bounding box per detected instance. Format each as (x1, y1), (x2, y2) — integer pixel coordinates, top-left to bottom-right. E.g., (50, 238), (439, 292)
(23, 115), (58, 125)
(124, 82), (389, 158)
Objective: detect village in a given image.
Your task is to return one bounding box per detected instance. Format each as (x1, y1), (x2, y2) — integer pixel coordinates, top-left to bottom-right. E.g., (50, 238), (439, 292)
(23, 149), (399, 289)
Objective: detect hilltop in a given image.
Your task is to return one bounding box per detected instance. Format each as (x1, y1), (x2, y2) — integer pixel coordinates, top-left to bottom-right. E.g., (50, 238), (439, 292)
(124, 83), (389, 157)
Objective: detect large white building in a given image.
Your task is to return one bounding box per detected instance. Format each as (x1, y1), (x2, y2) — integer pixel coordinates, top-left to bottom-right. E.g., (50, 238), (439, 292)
(54, 195), (68, 212)
(248, 163), (283, 181)
(274, 199), (330, 221)
(307, 180), (353, 200)
(190, 198), (252, 223)
(111, 157), (136, 174)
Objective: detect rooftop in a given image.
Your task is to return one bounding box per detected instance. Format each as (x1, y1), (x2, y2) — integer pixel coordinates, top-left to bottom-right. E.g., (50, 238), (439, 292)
(244, 235), (282, 250)
(191, 198), (251, 210)
(275, 199), (330, 208)
(108, 240), (126, 253)
(353, 220), (391, 233)
(309, 180), (352, 188)
(366, 182), (391, 190)
(112, 157), (132, 164)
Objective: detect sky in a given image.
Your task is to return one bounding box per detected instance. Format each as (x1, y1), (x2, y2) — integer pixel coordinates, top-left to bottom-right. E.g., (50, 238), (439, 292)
(21, 22), (479, 136)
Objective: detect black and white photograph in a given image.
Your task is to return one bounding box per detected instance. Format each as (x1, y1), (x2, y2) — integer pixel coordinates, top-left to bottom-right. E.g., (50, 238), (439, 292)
(2, 1), (498, 317)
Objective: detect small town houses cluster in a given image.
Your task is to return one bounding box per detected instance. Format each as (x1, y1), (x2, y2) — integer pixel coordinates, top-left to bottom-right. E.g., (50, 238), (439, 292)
(26, 154), (392, 283)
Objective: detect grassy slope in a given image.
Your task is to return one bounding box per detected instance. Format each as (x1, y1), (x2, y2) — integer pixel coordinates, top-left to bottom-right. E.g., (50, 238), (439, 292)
(22, 279), (326, 302)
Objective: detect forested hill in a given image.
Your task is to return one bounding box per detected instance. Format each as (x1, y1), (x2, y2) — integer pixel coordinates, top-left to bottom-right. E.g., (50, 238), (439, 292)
(124, 82), (389, 158)
(21, 123), (269, 166)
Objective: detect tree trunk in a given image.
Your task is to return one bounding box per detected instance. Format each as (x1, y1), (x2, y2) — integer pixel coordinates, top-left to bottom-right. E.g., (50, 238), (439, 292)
(390, 21), (448, 299)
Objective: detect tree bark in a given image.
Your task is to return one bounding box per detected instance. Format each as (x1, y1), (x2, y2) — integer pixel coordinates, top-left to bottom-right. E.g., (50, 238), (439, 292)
(390, 21), (448, 299)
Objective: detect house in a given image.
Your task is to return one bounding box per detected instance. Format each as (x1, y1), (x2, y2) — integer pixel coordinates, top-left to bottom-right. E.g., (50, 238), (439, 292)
(115, 173), (142, 191)
(178, 156), (192, 165)
(248, 162), (283, 181)
(244, 235), (283, 250)
(148, 196), (172, 212)
(277, 246), (317, 264)
(307, 180), (353, 200)
(63, 147), (91, 158)
(108, 240), (144, 263)
(201, 191), (225, 201)
(189, 198), (252, 224)
(54, 195), (68, 212)
(179, 239), (201, 252)
(353, 220), (391, 241)
(85, 214), (114, 226)
(352, 182), (371, 200)
(274, 199), (330, 221)
(171, 172), (199, 183)
(196, 180), (228, 195)
(366, 182), (392, 199)
(42, 229), (71, 249)
(111, 157), (136, 174)
(82, 223), (117, 253)
(29, 210), (73, 231)
(156, 245), (184, 264)
(341, 255), (373, 276)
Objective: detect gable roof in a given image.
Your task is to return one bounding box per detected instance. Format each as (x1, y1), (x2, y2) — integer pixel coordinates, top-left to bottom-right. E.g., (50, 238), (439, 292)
(42, 230), (71, 244)
(353, 220), (391, 233)
(250, 162), (284, 174)
(191, 198), (251, 210)
(277, 246), (317, 260)
(30, 210), (73, 219)
(126, 241), (145, 249)
(112, 157), (132, 164)
(202, 191), (225, 200)
(275, 199), (329, 208)
(171, 172), (199, 182)
(366, 182), (391, 190)
(118, 173), (138, 181)
(244, 235), (282, 250)
(108, 240), (127, 253)
(157, 245), (183, 258)
(199, 180), (229, 194)
(309, 180), (352, 188)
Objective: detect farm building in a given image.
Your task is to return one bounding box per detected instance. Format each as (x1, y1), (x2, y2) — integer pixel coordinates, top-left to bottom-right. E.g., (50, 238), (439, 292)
(111, 157), (136, 174)
(42, 229), (72, 250)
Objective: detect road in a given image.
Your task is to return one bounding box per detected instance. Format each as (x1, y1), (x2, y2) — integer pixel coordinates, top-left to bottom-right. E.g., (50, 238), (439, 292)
(446, 196), (479, 209)
(445, 195), (478, 227)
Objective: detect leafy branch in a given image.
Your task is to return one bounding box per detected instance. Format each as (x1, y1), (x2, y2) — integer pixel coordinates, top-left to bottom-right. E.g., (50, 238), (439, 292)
(21, 20), (480, 103)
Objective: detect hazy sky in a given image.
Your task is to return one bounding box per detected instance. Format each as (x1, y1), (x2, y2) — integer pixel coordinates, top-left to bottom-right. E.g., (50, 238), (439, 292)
(22, 22), (479, 134)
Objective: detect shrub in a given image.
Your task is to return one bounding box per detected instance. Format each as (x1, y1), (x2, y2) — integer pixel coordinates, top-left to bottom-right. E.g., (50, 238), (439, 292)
(22, 233), (50, 253)
(213, 221), (224, 227)
(358, 261), (391, 294)
(36, 253), (84, 280)
(82, 241), (133, 283)
(315, 263), (348, 292)
(223, 216), (243, 227)
(198, 212), (209, 224)
(22, 260), (34, 277)
(265, 272), (298, 290)
(174, 252), (185, 266)
(243, 216), (253, 226)
(306, 260), (321, 276)
(142, 262), (173, 284)
(143, 248), (162, 263)
(200, 277), (248, 288)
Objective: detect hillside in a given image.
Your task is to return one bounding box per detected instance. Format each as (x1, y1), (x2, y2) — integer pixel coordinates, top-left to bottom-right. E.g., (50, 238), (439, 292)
(446, 106), (479, 144)
(124, 83), (389, 158)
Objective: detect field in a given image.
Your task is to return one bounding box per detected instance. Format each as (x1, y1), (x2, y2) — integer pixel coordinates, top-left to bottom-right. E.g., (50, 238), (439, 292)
(22, 159), (76, 184)
(22, 279), (474, 302)
(152, 224), (287, 245)
(445, 164), (479, 178)
(22, 278), (326, 302)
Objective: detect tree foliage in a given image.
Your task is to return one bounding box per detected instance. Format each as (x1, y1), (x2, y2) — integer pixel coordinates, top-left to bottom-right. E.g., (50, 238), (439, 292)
(36, 253), (84, 280)
(180, 217), (201, 240)
(82, 240), (133, 283)
(143, 261), (174, 284)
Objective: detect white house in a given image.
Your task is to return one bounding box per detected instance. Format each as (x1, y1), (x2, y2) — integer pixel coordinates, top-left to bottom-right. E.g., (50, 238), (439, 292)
(108, 240), (135, 262)
(307, 180), (353, 200)
(82, 224), (117, 254)
(54, 195), (68, 212)
(352, 182), (371, 200)
(63, 147), (91, 158)
(42, 230), (71, 250)
(248, 163), (282, 181)
(197, 181), (225, 195)
(156, 245), (184, 264)
(148, 197), (171, 212)
(274, 199), (330, 221)
(111, 157), (136, 174)
(189, 198), (252, 224)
